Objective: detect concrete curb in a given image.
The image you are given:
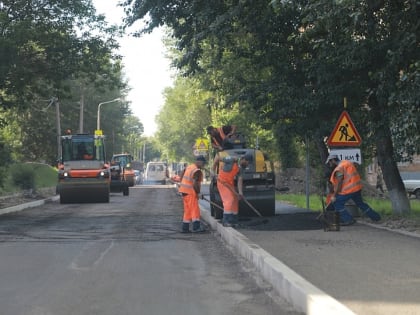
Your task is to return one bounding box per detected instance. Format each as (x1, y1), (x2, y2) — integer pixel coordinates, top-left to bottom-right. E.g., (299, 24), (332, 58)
(359, 220), (420, 239)
(200, 208), (355, 315)
(0, 195), (59, 216)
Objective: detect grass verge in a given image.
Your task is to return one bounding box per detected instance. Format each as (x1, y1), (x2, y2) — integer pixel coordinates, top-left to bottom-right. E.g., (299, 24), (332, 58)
(276, 193), (420, 216)
(1, 162), (57, 195)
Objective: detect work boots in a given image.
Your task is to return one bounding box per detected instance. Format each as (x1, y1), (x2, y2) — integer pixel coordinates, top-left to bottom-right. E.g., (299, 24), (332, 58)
(181, 222), (190, 233)
(222, 213), (233, 227)
(363, 208), (381, 222)
(223, 213), (238, 227)
(192, 221), (206, 233)
(231, 214), (239, 228)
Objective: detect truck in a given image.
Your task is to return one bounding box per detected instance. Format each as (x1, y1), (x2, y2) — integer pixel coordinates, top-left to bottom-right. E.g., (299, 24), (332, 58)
(403, 180), (420, 199)
(111, 153), (136, 187)
(209, 134), (276, 218)
(57, 130), (110, 203)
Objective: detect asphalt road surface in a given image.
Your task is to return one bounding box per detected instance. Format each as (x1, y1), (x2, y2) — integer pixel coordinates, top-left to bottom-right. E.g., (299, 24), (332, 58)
(0, 185), (302, 315)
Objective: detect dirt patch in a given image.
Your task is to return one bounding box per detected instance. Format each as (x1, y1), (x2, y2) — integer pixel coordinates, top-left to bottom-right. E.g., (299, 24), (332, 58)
(0, 187), (56, 209)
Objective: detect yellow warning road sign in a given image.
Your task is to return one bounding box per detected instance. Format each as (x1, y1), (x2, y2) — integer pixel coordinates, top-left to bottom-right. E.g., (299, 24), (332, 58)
(194, 138), (209, 151)
(327, 111), (362, 146)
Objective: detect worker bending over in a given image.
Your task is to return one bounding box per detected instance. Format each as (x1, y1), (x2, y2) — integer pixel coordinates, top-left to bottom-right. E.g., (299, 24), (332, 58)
(326, 154), (381, 225)
(212, 153), (252, 227)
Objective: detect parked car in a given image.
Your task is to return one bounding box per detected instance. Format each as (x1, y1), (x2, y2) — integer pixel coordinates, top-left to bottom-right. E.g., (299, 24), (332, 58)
(143, 162), (168, 185)
(403, 180), (420, 199)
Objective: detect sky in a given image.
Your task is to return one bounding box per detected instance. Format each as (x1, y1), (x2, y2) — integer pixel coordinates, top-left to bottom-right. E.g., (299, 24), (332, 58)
(93, 0), (173, 136)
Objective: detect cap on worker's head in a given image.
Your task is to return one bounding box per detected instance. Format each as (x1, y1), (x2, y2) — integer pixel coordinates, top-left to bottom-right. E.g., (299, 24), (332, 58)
(206, 126), (214, 134)
(196, 155), (207, 163)
(325, 154), (339, 164)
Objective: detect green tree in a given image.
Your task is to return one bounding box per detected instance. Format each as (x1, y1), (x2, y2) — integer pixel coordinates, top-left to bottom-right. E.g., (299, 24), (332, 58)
(120, 115), (144, 158)
(156, 77), (211, 161)
(0, 0), (120, 108)
(124, 0), (419, 214)
(0, 0), (125, 164)
(290, 0), (419, 213)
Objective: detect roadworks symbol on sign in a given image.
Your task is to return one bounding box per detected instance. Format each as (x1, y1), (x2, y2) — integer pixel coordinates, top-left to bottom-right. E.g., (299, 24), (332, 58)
(194, 138), (209, 151)
(327, 111), (362, 146)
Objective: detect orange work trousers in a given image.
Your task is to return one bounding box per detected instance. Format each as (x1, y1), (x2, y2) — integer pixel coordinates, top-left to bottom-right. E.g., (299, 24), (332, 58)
(217, 181), (238, 215)
(182, 193), (200, 222)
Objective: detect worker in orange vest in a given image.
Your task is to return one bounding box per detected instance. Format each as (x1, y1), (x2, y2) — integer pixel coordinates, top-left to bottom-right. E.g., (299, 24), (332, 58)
(178, 155), (207, 233)
(206, 125), (236, 151)
(326, 154), (381, 225)
(212, 153), (252, 227)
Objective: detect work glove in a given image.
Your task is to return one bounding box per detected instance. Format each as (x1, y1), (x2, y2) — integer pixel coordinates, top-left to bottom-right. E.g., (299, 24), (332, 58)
(330, 196), (336, 203)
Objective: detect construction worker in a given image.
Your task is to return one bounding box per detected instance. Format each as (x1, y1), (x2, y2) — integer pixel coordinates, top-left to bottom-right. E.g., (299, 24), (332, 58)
(178, 155), (207, 233)
(206, 125), (237, 151)
(212, 153), (252, 227)
(326, 154), (381, 225)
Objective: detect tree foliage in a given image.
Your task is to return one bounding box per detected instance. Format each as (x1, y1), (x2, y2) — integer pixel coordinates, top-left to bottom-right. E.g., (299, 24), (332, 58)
(124, 0), (418, 213)
(156, 77), (212, 161)
(0, 0), (121, 108)
(0, 0), (135, 165)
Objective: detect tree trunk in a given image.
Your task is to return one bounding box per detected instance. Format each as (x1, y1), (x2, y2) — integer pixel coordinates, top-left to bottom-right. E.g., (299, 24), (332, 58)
(364, 2), (411, 214)
(376, 126), (411, 215)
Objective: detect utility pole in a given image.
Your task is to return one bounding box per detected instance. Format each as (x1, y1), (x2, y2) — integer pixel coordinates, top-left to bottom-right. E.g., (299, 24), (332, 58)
(79, 89), (84, 133)
(54, 98), (61, 158)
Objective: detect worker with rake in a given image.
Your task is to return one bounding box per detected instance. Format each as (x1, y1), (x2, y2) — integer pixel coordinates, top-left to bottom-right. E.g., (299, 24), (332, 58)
(212, 153), (252, 227)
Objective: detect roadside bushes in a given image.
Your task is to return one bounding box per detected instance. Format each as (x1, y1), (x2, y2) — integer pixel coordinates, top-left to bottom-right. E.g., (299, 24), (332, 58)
(9, 163), (36, 193)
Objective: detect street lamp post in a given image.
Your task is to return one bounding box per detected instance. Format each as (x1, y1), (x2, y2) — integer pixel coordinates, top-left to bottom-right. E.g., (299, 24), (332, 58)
(96, 98), (121, 130)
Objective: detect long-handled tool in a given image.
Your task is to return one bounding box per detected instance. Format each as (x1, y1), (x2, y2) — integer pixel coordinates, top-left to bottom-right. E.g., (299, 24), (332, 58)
(241, 195), (263, 217)
(200, 194), (268, 226)
(317, 194), (340, 231)
(217, 178), (264, 217)
(200, 194), (225, 212)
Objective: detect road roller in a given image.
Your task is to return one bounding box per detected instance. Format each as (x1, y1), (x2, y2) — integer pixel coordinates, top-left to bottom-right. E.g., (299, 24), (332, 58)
(57, 130), (110, 203)
(111, 153), (136, 187)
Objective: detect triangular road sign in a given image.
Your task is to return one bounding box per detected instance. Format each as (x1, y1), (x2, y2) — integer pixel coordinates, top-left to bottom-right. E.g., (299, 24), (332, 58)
(195, 138), (209, 151)
(327, 111), (362, 146)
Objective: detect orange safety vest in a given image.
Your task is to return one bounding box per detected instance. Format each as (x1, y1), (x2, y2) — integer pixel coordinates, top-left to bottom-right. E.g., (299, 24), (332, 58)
(330, 160), (362, 195)
(178, 164), (202, 195)
(218, 162), (239, 187)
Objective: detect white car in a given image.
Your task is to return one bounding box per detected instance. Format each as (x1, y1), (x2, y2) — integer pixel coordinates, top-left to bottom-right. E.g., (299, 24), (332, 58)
(403, 180), (420, 199)
(143, 162), (168, 185)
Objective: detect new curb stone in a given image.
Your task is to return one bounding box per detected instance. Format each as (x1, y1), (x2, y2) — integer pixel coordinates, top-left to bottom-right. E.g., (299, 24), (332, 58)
(200, 208), (355, 315)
